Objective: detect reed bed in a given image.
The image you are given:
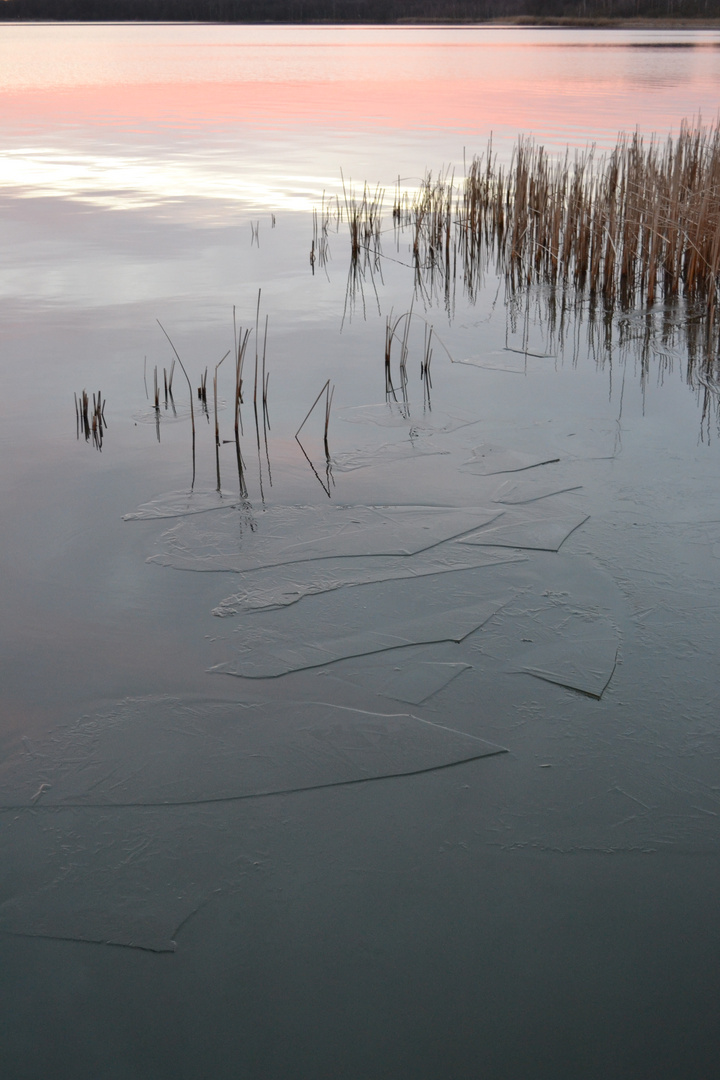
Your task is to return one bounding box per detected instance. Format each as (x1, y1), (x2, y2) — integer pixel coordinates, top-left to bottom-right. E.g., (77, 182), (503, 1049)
(446, 120), (720, 311)
(322, 120), (720, 423)
(326, 119), (720, 317)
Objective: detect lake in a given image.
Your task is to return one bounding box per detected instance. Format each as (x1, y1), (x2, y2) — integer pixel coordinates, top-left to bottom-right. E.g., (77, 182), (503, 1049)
(1, 22), (720, 1079)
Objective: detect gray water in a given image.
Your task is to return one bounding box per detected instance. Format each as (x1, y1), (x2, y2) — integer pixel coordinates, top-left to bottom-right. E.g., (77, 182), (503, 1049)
(1, 23), (720, 1079)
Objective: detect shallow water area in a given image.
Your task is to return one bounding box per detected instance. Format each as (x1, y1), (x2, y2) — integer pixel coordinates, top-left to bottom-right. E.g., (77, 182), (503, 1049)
(2, 21), (720, 1080)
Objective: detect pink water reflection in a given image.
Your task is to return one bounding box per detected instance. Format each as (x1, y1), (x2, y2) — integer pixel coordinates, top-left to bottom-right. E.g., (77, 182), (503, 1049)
(1, 25), (719, 207)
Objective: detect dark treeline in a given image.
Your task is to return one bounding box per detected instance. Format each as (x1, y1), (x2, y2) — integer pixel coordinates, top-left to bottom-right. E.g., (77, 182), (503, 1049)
(0, 0), (718, 22)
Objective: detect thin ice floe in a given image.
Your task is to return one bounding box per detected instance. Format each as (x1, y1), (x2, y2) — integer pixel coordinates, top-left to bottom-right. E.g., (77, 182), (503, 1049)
(0, 698), (506, 952)
(459, 504), (589, 552)
(338, 659), (472, 705)
(209, 568), (505, 680)
(510, 631), (619, 699)
(330, 440), (449, 472)
(0, 697), (506, 808)
(547, 419), (622, 460)
(123, 488), (246, 521)
(493, 478), (583, 505)
(213, 546), (526, 616)
(338, 404), (480, 433)
(461, 443), (560, 475)
(211, 597), (504, 679)
(149, 504), (503, 574)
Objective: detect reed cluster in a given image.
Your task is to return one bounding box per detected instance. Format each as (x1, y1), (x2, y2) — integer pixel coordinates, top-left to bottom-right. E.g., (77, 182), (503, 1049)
(441, 121), (720, 312)
(324, 119), (720, 318)
(324, 120), (720, 426)
(383, 306), (439, 412)
(310, 192), (338, 272)
(75, 389), (107, 449)
(150, 296), (279, 499)
(341, 172), (384, 260)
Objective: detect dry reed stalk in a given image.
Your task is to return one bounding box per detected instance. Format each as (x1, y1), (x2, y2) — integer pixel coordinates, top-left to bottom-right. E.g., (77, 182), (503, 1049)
(234, 327), (251, 440)
(157, 320), (196, 486)
(197, 367), (208, 406)
(213, 349), (230, 447)
(261, 313), (269, 428)
(296, 379), (330, 440)
(75, 388), (106, 447)
(324, 382), (334, 452)
(253, 288), (261, 408)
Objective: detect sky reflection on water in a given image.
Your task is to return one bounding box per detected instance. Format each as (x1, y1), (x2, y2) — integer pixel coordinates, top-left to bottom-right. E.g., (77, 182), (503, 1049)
(1, 25), (720, 211)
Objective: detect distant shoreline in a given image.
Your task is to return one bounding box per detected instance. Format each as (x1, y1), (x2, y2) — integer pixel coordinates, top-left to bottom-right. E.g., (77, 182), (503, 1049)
(444, 17), (720, 28)
(1, 13), (719, 28)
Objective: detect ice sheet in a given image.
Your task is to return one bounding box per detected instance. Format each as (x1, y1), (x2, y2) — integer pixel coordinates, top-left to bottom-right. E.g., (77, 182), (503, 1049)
(123, 488), (247, 521)
(331, 441), (449, 472)
(211, 598), (504, 679)
(148, 504), (503, 573)
(338, 404), (479, 433)
(0, 700), (507, 952)
(455, 351), (551, 374)
(493, 478), (583, 504)
(212, 546), (526, 616)
(0, 805), (219, 953)
(461, 443), (560, 475)
(0, 698), (506, 808)
(339, 660), (472, 705)
(459, 505), (589, 552)
(512, 633), (618, 698)
(546, 419), (623, 460)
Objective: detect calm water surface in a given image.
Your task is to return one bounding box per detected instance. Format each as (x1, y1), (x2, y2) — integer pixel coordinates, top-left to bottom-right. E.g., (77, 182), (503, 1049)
(1, 23), (720, 1080)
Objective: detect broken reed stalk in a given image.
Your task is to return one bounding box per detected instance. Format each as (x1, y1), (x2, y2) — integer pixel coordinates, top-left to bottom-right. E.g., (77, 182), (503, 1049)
(383, 308), (454, 399)
(296, 379), (331, 439)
